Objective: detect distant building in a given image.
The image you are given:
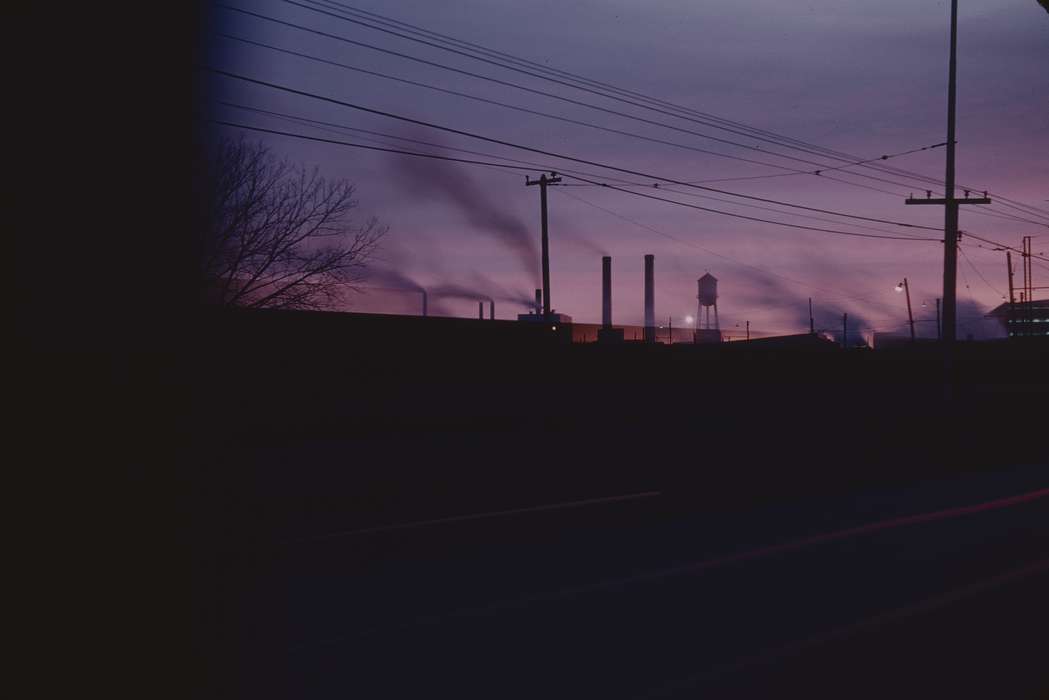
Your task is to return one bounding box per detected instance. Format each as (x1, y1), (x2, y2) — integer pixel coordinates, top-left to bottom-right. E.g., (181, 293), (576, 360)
(985, 299), (1049, 337)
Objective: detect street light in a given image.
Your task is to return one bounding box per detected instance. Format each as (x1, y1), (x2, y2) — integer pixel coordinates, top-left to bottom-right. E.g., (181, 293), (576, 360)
(896, 278), (915, 343)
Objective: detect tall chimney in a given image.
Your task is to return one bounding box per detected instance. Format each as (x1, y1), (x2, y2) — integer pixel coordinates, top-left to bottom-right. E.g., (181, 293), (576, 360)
(478, 301), (484, 320)
(421, 290), (428, 317)
(602, 256), (612, 328)
(643, 254), (655, 342)
(535, 288), (543, 317)
(489, 300), (495, 320)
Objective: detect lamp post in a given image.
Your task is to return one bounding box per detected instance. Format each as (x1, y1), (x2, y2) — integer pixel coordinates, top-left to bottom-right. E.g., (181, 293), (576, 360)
(896, 278), (916, 343)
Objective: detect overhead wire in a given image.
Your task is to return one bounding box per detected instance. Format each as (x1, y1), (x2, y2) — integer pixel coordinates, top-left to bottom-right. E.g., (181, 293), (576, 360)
(219, 100), (912, 237)
(289, 0), (1049, 222)
(217, 3), (958, 198)
(216, 32), (855, 177)
(206, 67), (945, 234)
(212, 116), (935, 244)
(220, 3), (1047, 234)
(959, 246), (1005, 299)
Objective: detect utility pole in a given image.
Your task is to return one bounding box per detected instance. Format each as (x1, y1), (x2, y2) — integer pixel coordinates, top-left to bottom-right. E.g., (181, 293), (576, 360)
(1023, 236), (1033, 337)
(668, 315), (672, 345)
(842, 313), (848, 349)
(936, 298), (941, 341)
(1006, 251), (1015, 337)
(746, 320), (750, 341)
(526, 172), (561, 318)
(902, 278), (916, 343)
(905, 0), (989, 343)
(809, 298), (815, 334)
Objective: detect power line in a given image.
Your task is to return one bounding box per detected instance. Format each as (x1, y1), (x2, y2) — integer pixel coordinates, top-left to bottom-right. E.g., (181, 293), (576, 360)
(211, 117), (933, 244)
(291, 0), (1049, 221)
(206, 67), (944, 233)
(558, 174), (936, 241)
(633, 185), (914, 237)
(221, 4), (1044, 232)
(211, 119), (538, 172)
(218, 3), (953, 197)
(220, 101), (910, 237)
(960, 206), (1049, 228)
(959, 246), (1005, 298)
(216, 32), (846, 177)
(960, 231), (1049, 263)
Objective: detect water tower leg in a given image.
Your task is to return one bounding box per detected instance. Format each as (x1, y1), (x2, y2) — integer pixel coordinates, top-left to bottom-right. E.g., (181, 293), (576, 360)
(714, 303), (719, 331)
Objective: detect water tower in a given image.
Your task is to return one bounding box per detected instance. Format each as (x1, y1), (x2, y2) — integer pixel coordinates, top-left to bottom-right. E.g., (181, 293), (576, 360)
(696, 272), (719, 336)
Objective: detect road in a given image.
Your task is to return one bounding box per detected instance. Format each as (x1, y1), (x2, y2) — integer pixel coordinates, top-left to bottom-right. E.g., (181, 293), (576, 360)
(195, 461), (1049, 698)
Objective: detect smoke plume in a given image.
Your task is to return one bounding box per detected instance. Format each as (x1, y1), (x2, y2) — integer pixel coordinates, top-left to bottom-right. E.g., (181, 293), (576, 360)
(388, 130), (538, 285)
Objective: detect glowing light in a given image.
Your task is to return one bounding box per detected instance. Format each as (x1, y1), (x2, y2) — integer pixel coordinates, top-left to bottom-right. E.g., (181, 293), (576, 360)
(895, 283), (904, 293)
(685, 315), (695, 325)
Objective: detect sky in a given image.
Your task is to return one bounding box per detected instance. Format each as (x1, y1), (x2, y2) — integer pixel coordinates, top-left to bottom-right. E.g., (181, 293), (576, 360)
(204, 0), (1049, 340)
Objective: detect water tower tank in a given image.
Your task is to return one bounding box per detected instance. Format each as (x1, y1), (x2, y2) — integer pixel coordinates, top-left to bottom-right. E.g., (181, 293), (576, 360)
(698, 273), (718, 307)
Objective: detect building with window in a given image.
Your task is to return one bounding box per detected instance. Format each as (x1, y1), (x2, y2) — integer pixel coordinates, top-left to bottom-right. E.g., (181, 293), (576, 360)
(985, 299), (1049, 337)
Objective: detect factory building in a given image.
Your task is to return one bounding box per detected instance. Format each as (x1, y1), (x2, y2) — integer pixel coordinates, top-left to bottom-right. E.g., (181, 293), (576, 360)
(986, 299), (1049, 337)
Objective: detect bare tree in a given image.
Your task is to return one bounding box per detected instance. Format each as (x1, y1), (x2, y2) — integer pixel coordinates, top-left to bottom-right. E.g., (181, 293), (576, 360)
(200, 138), (385, 310)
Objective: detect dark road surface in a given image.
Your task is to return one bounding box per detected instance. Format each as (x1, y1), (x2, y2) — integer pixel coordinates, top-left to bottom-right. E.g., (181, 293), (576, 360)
(197, 461), (1049, 699)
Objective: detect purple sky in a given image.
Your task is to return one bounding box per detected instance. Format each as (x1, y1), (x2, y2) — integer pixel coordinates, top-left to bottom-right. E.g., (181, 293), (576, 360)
(208, 0), (1049, 340)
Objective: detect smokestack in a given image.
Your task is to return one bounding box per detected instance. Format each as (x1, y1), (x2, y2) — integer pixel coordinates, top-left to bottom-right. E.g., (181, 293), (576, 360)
(422, 290), (428, 317)
(489, 300), (494, 320)
(602, 256), (612, 328)
(643, 254), (655, 342)
(479, 301), (484, 320)
(535, 288), (542, 316)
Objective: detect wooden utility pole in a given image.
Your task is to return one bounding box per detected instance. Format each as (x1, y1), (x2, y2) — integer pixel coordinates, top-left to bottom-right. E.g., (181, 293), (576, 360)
(1006, 251), (1016, 337)
(746, 320), (750, 341)
(1023, 236), (1033, 337)
(936, 298), (941, 340)
(905, 0), (989, 343)
(809, 298), (815, 334)
(526, 172), (561, 318)
(842, 313), (848, 349)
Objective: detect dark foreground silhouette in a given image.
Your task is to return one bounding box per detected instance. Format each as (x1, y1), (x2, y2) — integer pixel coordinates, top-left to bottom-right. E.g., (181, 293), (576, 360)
(118, 307), (1046, 697)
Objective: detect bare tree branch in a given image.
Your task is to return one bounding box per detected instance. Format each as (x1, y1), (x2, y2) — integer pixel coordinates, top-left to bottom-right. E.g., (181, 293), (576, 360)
(200, 138), (386, 310)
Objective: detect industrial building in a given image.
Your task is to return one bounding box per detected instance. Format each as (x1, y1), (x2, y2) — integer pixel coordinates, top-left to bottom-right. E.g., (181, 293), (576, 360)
(986, 299), (1049, 337)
